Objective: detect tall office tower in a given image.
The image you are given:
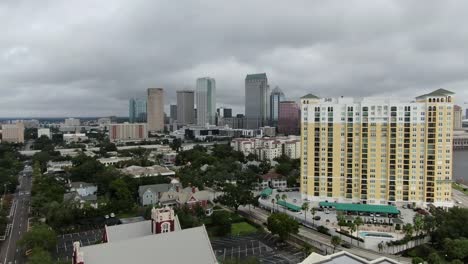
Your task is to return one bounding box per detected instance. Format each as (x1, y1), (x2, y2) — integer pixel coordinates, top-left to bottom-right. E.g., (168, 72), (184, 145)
(245, 73), (270, 129)
(453, 105), (463, 129)
(177, 90), (195, 125)
(196, 77), (216, 126)
(170, 105), (178, 123)
(1, 123), (25, 143)
(270, 86), (285, 126)
(147, 88), (164, 132)
(278, 101), (300, 135)
(300, 89), (455, 208)
(129, 98), (147, 123)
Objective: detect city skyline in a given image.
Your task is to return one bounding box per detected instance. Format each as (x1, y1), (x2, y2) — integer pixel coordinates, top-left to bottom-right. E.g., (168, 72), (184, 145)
(2, 1), (468, 117)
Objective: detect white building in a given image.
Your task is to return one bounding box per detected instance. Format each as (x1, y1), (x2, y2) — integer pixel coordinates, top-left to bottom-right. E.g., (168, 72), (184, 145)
(69, 182), (98, 197)
(196, 77), (216, 126)
(1, 123), (25, 143)
(46, 161), (73, 174)
(259, 171), (287, 190)
(120, 165), (176, 178)
(63, 133), (88, 143)
(231, 136), (301, 161)
(64, 118), (81, 127)
(38, 128), (51, 138)
(97, 157), (132, 166)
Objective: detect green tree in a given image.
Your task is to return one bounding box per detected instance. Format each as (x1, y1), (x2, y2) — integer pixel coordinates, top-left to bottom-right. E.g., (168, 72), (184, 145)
(301, 202), (309, 223)
(26, 247), (54, 264)
(217, 184), (253, 212)
(18, 224), (57, 251)
(267, 213), (299, 241)
(109, 178), (134, 213)
(211, 210), (232, 236)
(275, 194), (280, 212)
(310, 207), (317, 226)
(427, 252), (443, 264)
(337, 215), (346, 238)
(331, 235), (341, 253)
(411, 257), (424, 264)
(349, 223), (357, 245)
(281, 194), (287, 212)
(443, 238), (468, 261)
(353, 217), (363, 246)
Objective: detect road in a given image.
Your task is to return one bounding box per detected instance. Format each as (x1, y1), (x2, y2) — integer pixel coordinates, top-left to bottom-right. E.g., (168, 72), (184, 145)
(238, 205), (411, 264)
(0, 167), (33, 264)
(452, 188), (468, 208)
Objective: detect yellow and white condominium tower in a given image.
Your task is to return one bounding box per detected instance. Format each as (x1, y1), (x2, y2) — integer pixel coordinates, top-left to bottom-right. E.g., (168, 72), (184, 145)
(300, 89), (454, 208)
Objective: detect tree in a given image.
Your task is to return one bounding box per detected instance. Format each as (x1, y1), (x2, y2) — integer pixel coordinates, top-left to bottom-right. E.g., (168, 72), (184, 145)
(217, 184), (253, 212)
(413, 214), (423, 245)
(337, 215), (346, 238)
(281, 194), (287, 212)
(349, 223), (357, 245)
(427, 252), (443, 264)
(170, 138), (182, 152)
(412, 257), (424, 264)
(378, 241), (384, 253)
(26, 247), (54, 264)
(331, 235), (341, 253)
(211, 210), (232, 236)
(18, 224), (57, 251)
(275, 194), (280, 212)
(443, 238), (468, 261)
(109, 178), (134, 213)
(353, 217), (363, 246)
(271, 199), (275, 213)
(267, 213), (299, 241)
(301, 202), (309, 223)
(310, 207), (317, 226)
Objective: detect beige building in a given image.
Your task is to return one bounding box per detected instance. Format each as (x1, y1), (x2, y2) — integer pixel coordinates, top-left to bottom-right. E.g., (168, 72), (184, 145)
(109, 123), (147, 141)
(453, 105), (463, 130)
(147, 88), (164, 132)
(300, 89), (455, 208)
(231, 136), (300, 161)
(1, 123), (25, 143)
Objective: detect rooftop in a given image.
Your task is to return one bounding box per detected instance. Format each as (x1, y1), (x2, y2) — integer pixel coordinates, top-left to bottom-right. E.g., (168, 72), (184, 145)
(319, 202), (400, 214)
(300, 251), (401, 264)
(121, 165), (175, 177)
(416, 88), (455, 99)
(245, 73), (267, 80)
(301, 93), (320, 99)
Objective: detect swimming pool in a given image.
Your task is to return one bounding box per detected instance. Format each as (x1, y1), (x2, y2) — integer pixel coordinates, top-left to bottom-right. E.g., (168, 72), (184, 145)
(359, 231), (394, 238)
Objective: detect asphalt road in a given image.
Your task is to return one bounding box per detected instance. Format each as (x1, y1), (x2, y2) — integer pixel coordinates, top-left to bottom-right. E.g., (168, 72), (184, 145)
(0, 168), (32, 264)
(452, 188), (468, 208)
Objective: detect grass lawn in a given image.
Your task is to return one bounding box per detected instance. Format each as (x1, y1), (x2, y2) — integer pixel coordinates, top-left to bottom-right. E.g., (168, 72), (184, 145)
(452, 183), (468, 195)
(231, 221), (257, 236)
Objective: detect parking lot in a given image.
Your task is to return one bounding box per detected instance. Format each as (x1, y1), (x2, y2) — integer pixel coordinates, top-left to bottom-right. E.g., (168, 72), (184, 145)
(211, 233), (307, 263)
(54, 229), (104, 262)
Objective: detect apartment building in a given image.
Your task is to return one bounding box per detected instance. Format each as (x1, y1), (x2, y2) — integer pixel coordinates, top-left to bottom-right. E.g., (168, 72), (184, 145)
(109, 123), (147, 141)
(1, 123), (25, 143)
(300, 89), (454, 208)
(231, 136), (301, 161)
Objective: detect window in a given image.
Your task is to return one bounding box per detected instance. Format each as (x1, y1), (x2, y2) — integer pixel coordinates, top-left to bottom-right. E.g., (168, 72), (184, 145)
(162, 222), (170, 233)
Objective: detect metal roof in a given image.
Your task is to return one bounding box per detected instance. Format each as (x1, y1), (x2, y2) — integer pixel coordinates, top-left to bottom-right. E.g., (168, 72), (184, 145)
(277, 200), (302, 212)
(301, 93), (320, 99)
(319, 202), (400, 214)
(260, 188), (273, 197)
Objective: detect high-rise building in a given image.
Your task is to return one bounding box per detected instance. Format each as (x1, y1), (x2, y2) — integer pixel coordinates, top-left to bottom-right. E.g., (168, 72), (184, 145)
(465, 109), (468, 119)
(245, 73), (269, 129)
(176, 90), (195, 125)
(196, 77), (216, 126)
(453, 105), (463, 130)
(129, 98), (147, 123)
(1, 123), (25, 143)
(64, 118), (80, 127)
(217, 107), (232, 118)
(147, 88), (164, 132)
(170, 105), (178, 123)
(300, 89), (455, 208)
(278, 101), (300, 135)
(109, 123), (147, 141)
(270, 86), (285, 126)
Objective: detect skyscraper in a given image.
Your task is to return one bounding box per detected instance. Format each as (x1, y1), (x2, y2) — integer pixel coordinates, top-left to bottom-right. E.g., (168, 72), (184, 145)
(245, 73), (269, 129)
(170, 104), (178, 123)
(453, 105), (463, 129)
(278, 101), (300, 135)
(270, 86), (285, 126)
(177, 90), (195, 125)
(217, 107), (232, 118)
(196, 77), (216, 126)
(300, 89), (454, 208)
(129, 98), (147, 123)
(147, 88), (164, 132)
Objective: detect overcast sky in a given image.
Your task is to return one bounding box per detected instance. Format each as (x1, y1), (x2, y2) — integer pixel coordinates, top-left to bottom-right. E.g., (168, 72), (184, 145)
(1, 0), (468, 117)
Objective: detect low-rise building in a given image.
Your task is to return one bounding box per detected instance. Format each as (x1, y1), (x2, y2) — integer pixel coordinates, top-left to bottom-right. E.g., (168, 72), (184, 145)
(46, 161), (73, 174)
(72, 207), (217, 264)
(63, 133), (88, 143)
(38, 128), (51, 138)
(259, 171), (287, 190)
(120, 165), (176, 178)
(159, 187), (212, 209)
(97, 157), (132, 166)
(69, 182), (98, 197)
(260, 126), (276, 137)
(64, 182), (98, 209)
(1, 123), (25, 143)
(138, 183), (181, 206)
(162, 152), (177, 165)
(231, 136), (301, 161)
(300, 251), (400, 264)
(453, 130), (468, 149)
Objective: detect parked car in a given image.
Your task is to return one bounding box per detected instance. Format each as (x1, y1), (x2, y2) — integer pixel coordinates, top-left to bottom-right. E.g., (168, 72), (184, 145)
(314, 216), (321, 221)
(341, 242), (351, 248)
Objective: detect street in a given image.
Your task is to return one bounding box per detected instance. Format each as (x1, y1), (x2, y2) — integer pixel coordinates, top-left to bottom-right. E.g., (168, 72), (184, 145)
(0, 167), (33, 264)
(452, 188), (468, 208)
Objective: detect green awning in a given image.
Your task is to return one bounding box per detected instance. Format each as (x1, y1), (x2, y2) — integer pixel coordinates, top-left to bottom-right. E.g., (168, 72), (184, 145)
(319, 202), (399, 214)
(260, 188), (273, 197)
(277, 200), (302, 212)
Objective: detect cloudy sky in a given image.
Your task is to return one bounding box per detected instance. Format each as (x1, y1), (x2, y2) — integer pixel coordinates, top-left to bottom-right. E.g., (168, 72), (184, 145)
(1, 0), (468, 117)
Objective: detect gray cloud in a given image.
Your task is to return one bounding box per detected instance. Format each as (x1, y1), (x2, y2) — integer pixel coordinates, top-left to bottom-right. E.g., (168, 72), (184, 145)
(1, 0), (468, 117)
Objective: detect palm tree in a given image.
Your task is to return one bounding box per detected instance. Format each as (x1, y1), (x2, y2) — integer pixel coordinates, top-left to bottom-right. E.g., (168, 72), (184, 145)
(271, 198), (275, 213)
(310, 207), (317, 226)
(275, 194), (280, 212)
(331, 236), (341, 253)
(349, 223), (357, 245)
(301, 202), (309, 223)
(281, 194), (287, 212)
(403, 223), (414, 249)
(337, 215), (346, 239)
(413, 215), (423, 245)
(378, 241), (384, 252)
(353, 217), (364, 247)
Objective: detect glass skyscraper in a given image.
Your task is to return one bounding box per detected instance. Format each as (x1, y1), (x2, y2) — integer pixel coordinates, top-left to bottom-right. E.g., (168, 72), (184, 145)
(270, 86), (285, 126)
(245, 73), (269, 129)
(196, 77), (216, 126)
(129, 98), (147, 123)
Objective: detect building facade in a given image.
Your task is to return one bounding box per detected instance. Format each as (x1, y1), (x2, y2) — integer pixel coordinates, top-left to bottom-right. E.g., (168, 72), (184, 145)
(270, 86), (285, 126)
(109, 123), (147, 141)
(176, 90), (195, 125)
(147, 88), (164, 132)
(129, 98), (147, 123)
(278, 101), (300, 135)
(453, 105), (462, 130)
(300, 89), (455, 208)
(38, 128), (51, 138)
(196, 77), (216, 126)
(245, 73), (270, 129)
(170, 104), (177, 123)
(64, 118), (80, 127)
(1, 123), (25, 143)
(231, 136), (301, 161)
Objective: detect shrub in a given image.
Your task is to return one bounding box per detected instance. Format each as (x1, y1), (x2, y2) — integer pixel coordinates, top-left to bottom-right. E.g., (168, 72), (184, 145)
(317, 226), (330, 235)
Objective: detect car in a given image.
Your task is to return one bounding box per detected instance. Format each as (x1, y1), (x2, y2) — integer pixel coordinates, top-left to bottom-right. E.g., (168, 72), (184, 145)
(457, 201), (463, 204)
(325, 210), (330, 214)
(375, 214), (381, 217)
(341, 242), (351, 248)
(314, 216), (321, 221)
